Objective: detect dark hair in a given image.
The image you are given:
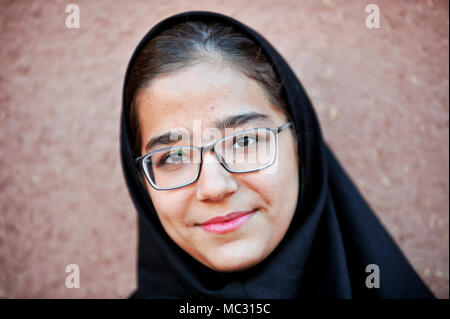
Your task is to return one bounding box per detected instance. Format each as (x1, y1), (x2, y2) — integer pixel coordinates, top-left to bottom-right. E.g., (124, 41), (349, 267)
(125, 21), (291, 155)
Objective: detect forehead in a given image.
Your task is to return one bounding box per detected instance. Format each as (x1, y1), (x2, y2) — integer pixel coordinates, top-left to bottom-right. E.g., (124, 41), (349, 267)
(136, 62), (284, 142)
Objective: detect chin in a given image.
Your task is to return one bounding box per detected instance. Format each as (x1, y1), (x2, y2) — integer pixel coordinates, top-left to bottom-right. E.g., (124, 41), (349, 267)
(207, 259), (260, 273)
(203, 246), (264, 273)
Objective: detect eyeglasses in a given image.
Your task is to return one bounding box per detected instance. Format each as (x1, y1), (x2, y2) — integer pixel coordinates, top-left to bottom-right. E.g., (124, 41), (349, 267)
(135, 122), (293, 190)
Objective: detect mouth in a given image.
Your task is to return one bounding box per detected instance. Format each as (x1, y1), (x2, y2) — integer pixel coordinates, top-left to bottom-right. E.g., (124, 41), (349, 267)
(196, 209), (257, 234)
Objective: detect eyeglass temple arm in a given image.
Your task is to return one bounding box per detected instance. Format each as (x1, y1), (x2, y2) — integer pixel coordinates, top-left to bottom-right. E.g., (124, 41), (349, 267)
(277, 122), (292, 133)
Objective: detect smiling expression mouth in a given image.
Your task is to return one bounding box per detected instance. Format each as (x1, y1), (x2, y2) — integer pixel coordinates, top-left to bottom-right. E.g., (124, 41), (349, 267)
(196, 209), (258, 234)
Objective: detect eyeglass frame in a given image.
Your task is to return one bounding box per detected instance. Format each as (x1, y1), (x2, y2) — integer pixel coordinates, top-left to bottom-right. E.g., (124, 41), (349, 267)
(135, 121), (293, 191)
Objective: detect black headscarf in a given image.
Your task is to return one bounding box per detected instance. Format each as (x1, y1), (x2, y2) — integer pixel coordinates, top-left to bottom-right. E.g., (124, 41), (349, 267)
(120, 11), (434, 299)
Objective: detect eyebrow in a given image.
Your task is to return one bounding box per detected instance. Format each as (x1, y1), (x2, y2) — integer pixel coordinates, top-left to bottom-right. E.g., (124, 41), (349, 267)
(144, 111), (274, 153)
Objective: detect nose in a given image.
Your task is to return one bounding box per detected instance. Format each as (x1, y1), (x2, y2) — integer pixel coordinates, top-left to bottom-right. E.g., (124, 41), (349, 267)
(195, 151), (238, 202)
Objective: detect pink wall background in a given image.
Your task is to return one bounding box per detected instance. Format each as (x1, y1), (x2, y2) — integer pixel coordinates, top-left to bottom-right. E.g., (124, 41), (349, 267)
(0, 0), (448, 298)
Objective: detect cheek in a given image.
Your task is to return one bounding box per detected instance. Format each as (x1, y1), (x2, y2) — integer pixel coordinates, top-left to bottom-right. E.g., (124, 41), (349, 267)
(254, 138), (298, 186)
(239, 170), (286, 210)
(240, 137), (299, 213)
(147, 187), (190, 226)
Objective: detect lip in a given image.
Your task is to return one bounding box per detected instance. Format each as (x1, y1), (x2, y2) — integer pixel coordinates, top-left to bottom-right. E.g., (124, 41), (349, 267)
(197, 209), (257, 234)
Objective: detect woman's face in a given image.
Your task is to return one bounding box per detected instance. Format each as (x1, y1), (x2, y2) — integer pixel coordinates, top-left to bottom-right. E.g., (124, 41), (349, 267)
(136, 61), (299, 272)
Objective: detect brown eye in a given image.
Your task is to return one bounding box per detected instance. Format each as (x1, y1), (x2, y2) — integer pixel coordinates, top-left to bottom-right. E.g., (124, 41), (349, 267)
(233, 135), (257, 148)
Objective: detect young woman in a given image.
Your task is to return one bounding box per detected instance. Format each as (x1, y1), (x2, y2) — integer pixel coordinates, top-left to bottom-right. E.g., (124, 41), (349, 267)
(120, 11), (434, 298)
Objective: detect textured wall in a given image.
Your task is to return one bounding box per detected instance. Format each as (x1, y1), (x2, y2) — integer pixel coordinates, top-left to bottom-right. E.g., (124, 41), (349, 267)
(0, 0), (448, 298)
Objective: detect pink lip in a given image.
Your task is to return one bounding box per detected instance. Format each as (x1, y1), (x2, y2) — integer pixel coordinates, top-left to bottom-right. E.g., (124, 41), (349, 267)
(198, 210), (257, 234)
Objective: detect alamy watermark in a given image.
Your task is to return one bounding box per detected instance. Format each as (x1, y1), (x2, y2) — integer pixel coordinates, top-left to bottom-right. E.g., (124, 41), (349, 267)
(65, 264), (80, 288)
(161, 119), (284, 176)
(365, 264), (380, 289)
(365, 4), (381, 29)
(65, 4), (80, 29)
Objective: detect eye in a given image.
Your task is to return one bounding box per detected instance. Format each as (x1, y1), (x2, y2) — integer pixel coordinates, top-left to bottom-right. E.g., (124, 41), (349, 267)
(159, 149), (190, 166)
(233, 134), (257, 149)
